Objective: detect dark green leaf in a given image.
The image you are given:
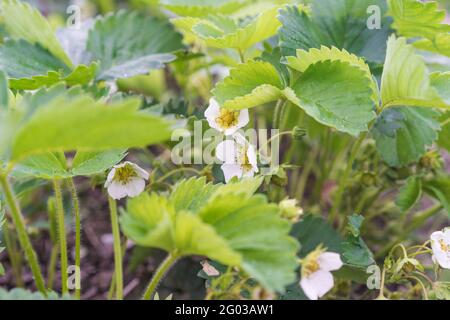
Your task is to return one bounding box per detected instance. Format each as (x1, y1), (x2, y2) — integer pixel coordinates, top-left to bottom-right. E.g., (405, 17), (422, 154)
(396, 176), (423, 212)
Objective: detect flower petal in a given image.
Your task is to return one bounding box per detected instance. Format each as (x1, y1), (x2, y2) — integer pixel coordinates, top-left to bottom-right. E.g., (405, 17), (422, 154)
(205, 98), (222, 132)
(130, 163), (149, 180)
(246, 144), (259, 173)
(300, 277), (319, 300)
(216, 139), (237, 163)
(221, 163), (242, 183)
(107, 181), (128, 200)
(305, 270), (335, 299)
(124, 178), (146, 198)
(104, 168), (116, 187)
(318, 252), (343, 272)
(237, 109), (249, 129)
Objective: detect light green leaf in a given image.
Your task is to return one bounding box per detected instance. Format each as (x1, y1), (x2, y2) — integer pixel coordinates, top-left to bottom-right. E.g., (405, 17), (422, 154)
(413, 34), (450, 57)
(10, 95), (172, 163)
(289, 60), (376, 136)
(87, 11), (184, 81)
(212, 60), (285, 110)
(122, 178), (299, 292)
(173, 7), (281, 51)
(278, 1), (391, 63)
(380, 36), (450, 110)
(438, 112), (450, 152)
(372, 106), (440, 167)
(396, 176), (423, 212)
(285, 46), (379, 104)
(13, 152), (70, 179)
(1, 0), (73, 67)
(161, 0), (245, 17)
(431, 72), (450, 105)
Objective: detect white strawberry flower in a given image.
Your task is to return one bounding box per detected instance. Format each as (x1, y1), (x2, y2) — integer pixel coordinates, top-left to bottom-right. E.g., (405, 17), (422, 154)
(300, 247), (343, 300)
(430, 228), (450, 269)
(104, 161), (149, 200)
(205, 98), (249, 136)
(215, 135), (258, 183)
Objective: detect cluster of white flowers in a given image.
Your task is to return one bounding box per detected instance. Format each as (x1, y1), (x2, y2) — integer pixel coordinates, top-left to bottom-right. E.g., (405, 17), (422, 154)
(105, 161), (149, 200)
(205, 98), (258, 182)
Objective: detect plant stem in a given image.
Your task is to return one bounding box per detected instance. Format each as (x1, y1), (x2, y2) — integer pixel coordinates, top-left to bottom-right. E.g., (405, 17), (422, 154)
(2, 220), (24, 287)
(376, 267), (387, 300)
(142, 252), (178, 300)
(150, 167), (201, 187)
(47, 245), (58, 289)
(329, 132), (367, 226)
(377, 204), (443, 258)
(67, 178), (81, 299)
(53, 179), (68, 294)
(237, 49), (245, 63)
(0, 174), (46, 294)
(273, 99), (286, 130)
(108, 196), (123, 300)
(107, 236), (128, 300)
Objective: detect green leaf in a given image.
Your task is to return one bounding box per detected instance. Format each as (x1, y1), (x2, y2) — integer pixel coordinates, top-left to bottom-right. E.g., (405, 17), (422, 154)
(396, 176), (423, 212)
(1, 0), (73, 67)
(387, 0), (450, 57)
(9, 95), (172, 163)
(372, 107), (440, 167)
(71, 150), (127, 177)
(122, 178), (299, 292)
(289, 60), (376, 136)
(342, 214), (375, 270)
(212, 60), (285, 110)
(278, 1), (391, 63)
(380, 36), (450, 110)
(0, 70), (7, 108)
(0, 40), (97, 90)
(347, 214), (364, 237)
(431, 72), (450, 105)
(423, 177), (450, 215)
(87, 11), (184, 81)
(291, 215), (342, 257)
(285, 46), (379, 104)
(161, 0), (245, 17)
(173, 7), (281, 51)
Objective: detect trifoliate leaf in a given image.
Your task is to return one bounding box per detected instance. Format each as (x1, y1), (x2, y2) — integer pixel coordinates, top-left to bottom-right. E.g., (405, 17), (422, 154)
(8, 95), (172, 163)
(380, 36), (450, 110)
(161, 0), (245, 17)
(372, 106), (440, 167)
(387, 0), (450, 57)
(278, 1), (391, 63)
(169, 177), (219, 212)
(87, 11), (184, 81)
(285, 46), (379, 104)
(396, 176), (423, 212)
(122, 178), (299, 292)
(289, 60), (376, 136)
(212, 60), (285, 110)
(173, 7), (281, 51)
(1, 0), (73, 67)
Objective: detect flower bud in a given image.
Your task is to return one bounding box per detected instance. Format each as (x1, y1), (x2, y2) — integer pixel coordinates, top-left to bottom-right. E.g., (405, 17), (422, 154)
(279, 198), (303, 222)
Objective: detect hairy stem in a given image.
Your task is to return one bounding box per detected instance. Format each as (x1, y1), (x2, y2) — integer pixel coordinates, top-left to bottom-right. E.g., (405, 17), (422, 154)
(2, 220), (24, 287)
(67, 178), (81, 299)
(142, 253), (178, 300)
(108, 196), (123, 300)
(53, 179), (68, 294)
(0, 174), (46, 293)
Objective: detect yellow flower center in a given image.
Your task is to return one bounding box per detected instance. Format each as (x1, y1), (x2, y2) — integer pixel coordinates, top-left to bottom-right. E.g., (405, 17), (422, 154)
(215, 109), (239, 129)
(303, 259), (320, 278)
(114, 164), (137, 185)
(240, 148), (253, 173)
(439, 239), (449, 253)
